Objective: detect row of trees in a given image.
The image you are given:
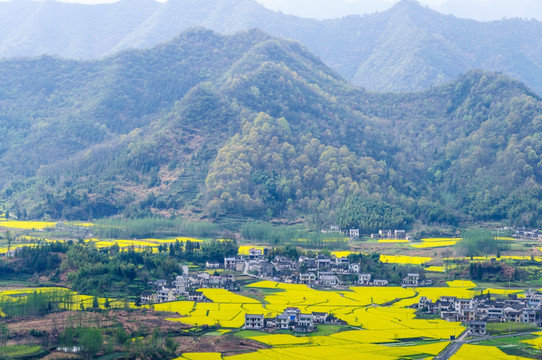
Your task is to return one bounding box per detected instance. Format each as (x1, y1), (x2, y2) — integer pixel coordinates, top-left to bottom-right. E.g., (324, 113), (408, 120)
(240, 221), (348, 249)
(456, 228), (510, 257)
(93, 217), (219, 239)
(0, 290), (69, 317)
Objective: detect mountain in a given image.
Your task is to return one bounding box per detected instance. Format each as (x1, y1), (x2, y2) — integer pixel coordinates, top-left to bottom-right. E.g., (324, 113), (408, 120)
(1, 28), (542, 230)
(0, 0), (160, 59)
(437, 0), (542, 22)
(254, 0), (391, 20)
(0, 0), (542, 94)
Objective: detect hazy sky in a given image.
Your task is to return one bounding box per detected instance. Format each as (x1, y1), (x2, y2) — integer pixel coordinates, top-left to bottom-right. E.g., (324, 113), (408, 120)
(1, 0), (539, 22)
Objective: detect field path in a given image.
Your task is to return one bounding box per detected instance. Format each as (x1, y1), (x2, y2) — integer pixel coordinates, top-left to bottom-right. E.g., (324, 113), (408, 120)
(435, 331), (535, 359)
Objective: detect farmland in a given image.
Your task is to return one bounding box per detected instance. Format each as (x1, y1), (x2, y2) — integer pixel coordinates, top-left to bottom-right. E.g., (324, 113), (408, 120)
(3, 279), (542, 359)
(2, 221), (542, 359)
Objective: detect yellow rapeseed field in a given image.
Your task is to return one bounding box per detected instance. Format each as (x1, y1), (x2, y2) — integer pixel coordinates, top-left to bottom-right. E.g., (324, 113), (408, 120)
(330, 251), (368, 258)
(482, 289), (522, 296)
(411, 240), (458, 248)
(411, 238), (460, 249)
(379, 254), (433, 265)
(425, 266), (446, 272)
(158, 281), (467, 345)
(0, 244), (35, 254)
(5, 282), (517, 360)
(0, 220), (56, 230)
(445, 255), (542, 262)
(175, 353), (223, 360)
(377, 239), (410, 243)
(0, 287), (130, 314)
(522, 331), (542, 348)
(451, 344), (532, 360)
(447, 280), (477, 288)
(249, 334), (311, 346)
(421, 238), (460, 242)
(181, 341), (450, 360)
(237, 245), (266, 255)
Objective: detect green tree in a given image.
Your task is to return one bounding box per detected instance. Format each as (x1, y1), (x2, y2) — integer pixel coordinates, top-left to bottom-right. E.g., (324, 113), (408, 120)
(79, 328), (103, 359)
(165, 337), (179, 353)
(457, 228), (505, 257)
(336, 196), (413, 233)
(92, 295), (99, 310)
(5, 230), (12, 253)
(0, 323), (9, 347)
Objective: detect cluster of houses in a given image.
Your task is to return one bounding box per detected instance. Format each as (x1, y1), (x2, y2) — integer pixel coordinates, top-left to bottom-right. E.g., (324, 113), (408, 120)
(321, 225), (412, 241)
(55, 222), (92, 238)
(244, 307), (345, 333)
(321, 225), (360, 239)
(370, 229), (411, 240)
(416, 290), (542, 336)
(490, 226), (541, 239)
(401, 273), (432, 287)
(140, 265), (237, 305)
(225, 248), (399, 287)
(225, 248), (432, 288)
(514, 227), (540, 239)
(141, 248), (433, 305)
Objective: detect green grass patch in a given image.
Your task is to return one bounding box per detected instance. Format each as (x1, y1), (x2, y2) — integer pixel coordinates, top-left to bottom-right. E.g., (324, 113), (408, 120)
(486, 322), (539, 335)
(477, 334), (534, 346)
(203, 331), (224, 336)
(0, 345), (45, 358)
(0, 276), (34, 287)
(239, 287), (285, 304)
(95, 353), (129, 360)
(476, 334), (541, 358)
(513, 278), (542, 287)
(305, 325), (351, 337)
(235, 325), (351, 339)
(235, 330), (267, 338)
(415, 313), (442, 320)
(235, 276), (261, 287)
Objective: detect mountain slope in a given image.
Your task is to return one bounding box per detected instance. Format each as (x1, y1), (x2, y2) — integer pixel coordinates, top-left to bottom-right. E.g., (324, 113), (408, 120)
(1, 28), (542, 229)
(0, 0), (159, 59)
(1, 0), (542, 94)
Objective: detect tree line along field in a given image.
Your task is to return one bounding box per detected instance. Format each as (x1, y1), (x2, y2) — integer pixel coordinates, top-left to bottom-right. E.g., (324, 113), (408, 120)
(2, 220), (542, 286)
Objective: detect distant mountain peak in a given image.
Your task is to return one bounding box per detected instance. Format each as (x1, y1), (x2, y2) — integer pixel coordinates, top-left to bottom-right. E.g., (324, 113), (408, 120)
(0, 0), (541, 95)
(392, 0), (424, 9)
(387, 0), (433, 15)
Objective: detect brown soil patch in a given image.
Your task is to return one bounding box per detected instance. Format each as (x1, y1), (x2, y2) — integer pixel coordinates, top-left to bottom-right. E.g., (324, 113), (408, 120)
(6, 309), (190, 339)
(175, 333), (268, 356)
(114, 309), (190, 334)
(40, 352), (78, 360)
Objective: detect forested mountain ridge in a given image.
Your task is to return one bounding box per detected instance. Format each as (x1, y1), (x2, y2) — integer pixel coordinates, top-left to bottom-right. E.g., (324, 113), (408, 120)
(0, 0), (542, 94)
(1, 28), (542, 229)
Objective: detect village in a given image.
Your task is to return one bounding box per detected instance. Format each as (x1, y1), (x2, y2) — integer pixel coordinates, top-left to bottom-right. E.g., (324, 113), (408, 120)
(140, 244), (431, 306)
(135, 223), (542, 340)
(415, 290), (542, 337)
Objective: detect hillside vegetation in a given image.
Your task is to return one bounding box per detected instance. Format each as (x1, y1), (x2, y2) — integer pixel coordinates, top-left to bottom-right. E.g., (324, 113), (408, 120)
(1, 28), (542, 230)
(0, 0), (541, 93)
